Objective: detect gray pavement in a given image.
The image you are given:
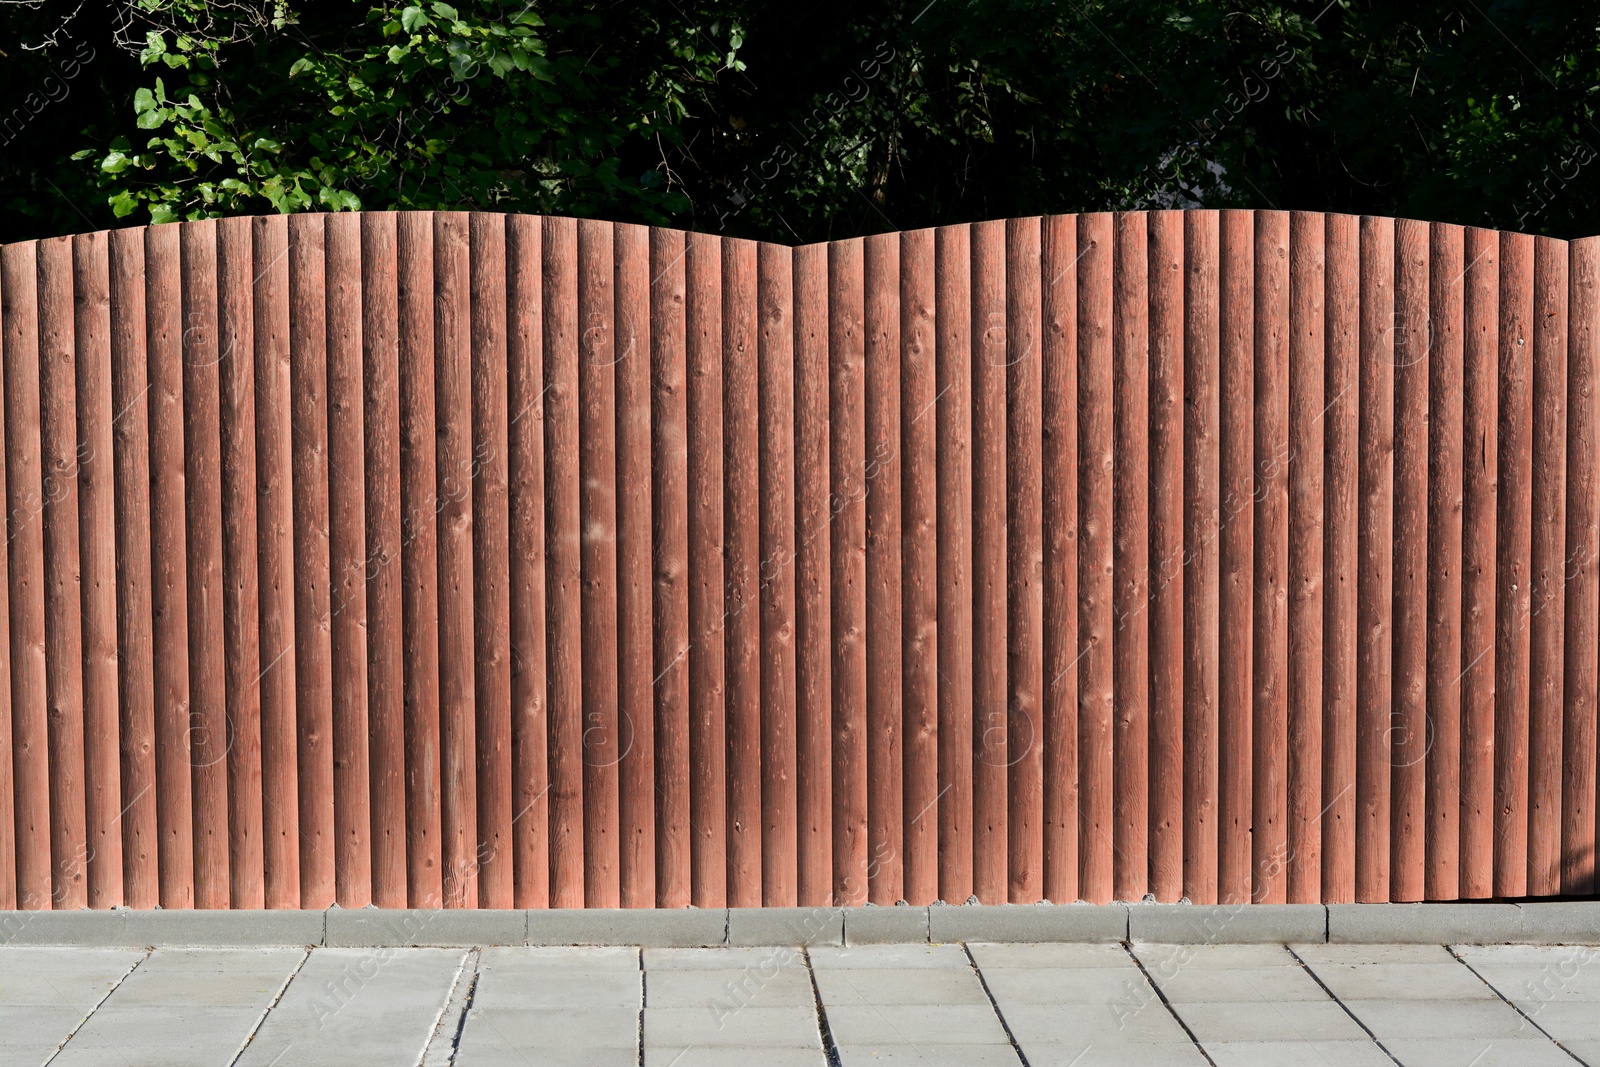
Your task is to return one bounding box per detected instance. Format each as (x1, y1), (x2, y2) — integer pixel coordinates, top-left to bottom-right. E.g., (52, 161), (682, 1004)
(5, 940), (1600, 1065)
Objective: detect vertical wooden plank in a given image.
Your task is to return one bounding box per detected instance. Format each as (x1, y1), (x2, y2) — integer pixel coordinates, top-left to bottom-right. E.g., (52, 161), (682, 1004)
(363, 212), (407, 908)
(469, 212), (511, 909)
(1322, 214), (1361, 904)
(507, 215), (549, 908)
(74, 231), (122, 908)
(544, 215), (584, 909)
(217, 216), (263, 909)
(1112, 211), (1148, 904)
(650, 227), (690, 908)
(831, 237), (869, 906)
(289, 214), (335, 909)
(1460, 227), (1500, 900)
(1042, 215), (1081, 906)
(1217, 209), (1255, 904)
(39, 237), (90, 909)
(864, 231), (903, 905)
(146, 224), (196, 908)
(397, 211), (441, 908)
(1565, 236), (1600, 898)
(577, 218), (619, 908)
(1147, 210), (1184, 903)
(433, 212), (478, 909)
(1183, 211), (1220, 905)
(722, 236), (762, 908)
(614, 223), (655, 908)
(107, 230), (158, 910)
(178, 223), (228, 908)
(900, 227), (940, 906)
(1006, 217), (1044, 904)
(794, 242), (834, 906)
(1287, 211), (1324, 903)
(0, 254), (12, 910)
(1357, 215), (1395, 903)
(252, 215), (300, 909)
(3, 240), (51, 911)
(759, 240), (798, 907)
(971, 220), (1008, 904)
(1427, 223), (1465, 902)
(1528, 235), (1569, 898)
(685, 230), (724, 907)
(1077, 213), (1115, 904)
(326, 212), (372, 908)
(1390, 217), (1430, 903)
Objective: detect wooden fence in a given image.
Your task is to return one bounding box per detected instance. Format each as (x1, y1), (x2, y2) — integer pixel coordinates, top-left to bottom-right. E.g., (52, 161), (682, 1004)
(0, 210), (1595, 910)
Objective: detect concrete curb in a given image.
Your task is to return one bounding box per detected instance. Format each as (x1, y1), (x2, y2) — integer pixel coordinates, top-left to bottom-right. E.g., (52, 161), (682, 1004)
(2, 902), (1597, 947)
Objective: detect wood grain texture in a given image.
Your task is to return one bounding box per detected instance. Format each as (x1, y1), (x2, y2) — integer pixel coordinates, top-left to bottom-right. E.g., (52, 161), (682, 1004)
(0, 250), (13, 910)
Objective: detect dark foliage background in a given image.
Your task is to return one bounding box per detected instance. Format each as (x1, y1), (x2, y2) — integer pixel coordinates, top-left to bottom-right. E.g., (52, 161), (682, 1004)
(3, 0), (1599, 244)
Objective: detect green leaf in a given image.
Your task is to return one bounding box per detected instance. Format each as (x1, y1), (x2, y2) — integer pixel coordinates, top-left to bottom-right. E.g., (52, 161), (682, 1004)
(430, 2), (459, 20)
(149, 203), (179, 225)
(400, 6), (430, 33)
(289, 57), (315, 77)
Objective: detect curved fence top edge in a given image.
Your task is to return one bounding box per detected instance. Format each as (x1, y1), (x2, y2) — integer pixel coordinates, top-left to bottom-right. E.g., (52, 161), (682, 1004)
(3, 208), (1593, 256)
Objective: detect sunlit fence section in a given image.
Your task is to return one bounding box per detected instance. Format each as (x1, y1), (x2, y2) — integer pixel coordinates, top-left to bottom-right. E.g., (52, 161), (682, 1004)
(0, 210), (1596, 910)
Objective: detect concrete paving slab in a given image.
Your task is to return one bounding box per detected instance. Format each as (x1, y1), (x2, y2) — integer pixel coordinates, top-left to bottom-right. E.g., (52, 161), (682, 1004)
(1326, 902), (1525, 944)
(646, 1046), (825, 1066)
(810, 942), (969, 969)
(455, 946), (641, 1065)
(1140, 965), (1333, 1003)
(647, 965), (816, 1008)
(489, 944), (639, 969)
(1012, 1040), (1208, 1066)
(824, 1003), (1012, 1045)
(813, 966), (990, 1006)
(235, 946), (466, 1067)
(1202, 1039), (1394, 1066)
(527, 906), (727, 947)
(727, 907), (844, 946)
(842, 906), (929, 945)
(644, 945), (807, 970)
(966, 941), (1133, 969)
(55, 1004), (286, 1066)
(645, 1005), (822, 1047)
(1380, 1037), (1575, 1066)
(929, 903), (1128, 944)
(833, 1043), (1022, 1065)
(980, 965), (1181, 1006)
(1129, 904), (1326, 945)
(325, 907), (523, 946)
(1168, 999), (1368, 1042)
(1454, 942), (1600, 1018)
(0, 948), (142, 1067)
(1337, 997), (1541, 1040)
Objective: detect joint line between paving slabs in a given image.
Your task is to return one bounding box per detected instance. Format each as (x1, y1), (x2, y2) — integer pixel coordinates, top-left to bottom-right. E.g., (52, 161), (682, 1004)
(962, 942), (1031, 1066)
(1446, 945), (1589, 1065)
(636, 947), (645, 1067)
(225, 947), (312, 1067)
(801, 945), (844, 1067)
(41, 948), (150, 1066)
(1123, 944), (1218, 1067)
(419, 947), (481, 1067)
(1283, 944), (1404, 1066)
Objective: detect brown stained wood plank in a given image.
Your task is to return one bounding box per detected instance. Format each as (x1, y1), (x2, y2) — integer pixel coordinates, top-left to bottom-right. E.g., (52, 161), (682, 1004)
(1183, 210), (1220, 904)
(830, 238), (869, 906)
(146, 225), (196, 908)
(1426, 224), (1465, 902)
(1006, 217), (1044, 904)
(722, 236), (762, 908)
(1528, 235), (1569, 898)
(614, 223), (655, 909)
(758, 240), (798, 907)
(73, 231), (122, 908)
(0, 254), (13, 909)
(863, 231), (903, 905)
(1460, 227), (1499, 901)
(217, 216), (263, 909)
(1322, 214), (1360, 904)
(362, 212), (407, 908)
(506, 215), (549, 907)
(650, 227), (691, 908)
(1287, 211), (1324, 904)
(1112, 211), (1148, 904)
(685, 231), (725, 907)
(252, 215), (300, 909)
(794, 242), (834, 906)
(900, 227), (939, 907)
(107, 229), (158, 910)
(1217, 209), (1254, 904)
(1147, 210), (1184, 903)
(469, 212), (511, 909)
(398, 211), (441, 907)
(325, 213), (372, 908)
(1564, 236), (1600, 897)
(1077, 213), (1115, 904)
(1357, 215), (1396, 903)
